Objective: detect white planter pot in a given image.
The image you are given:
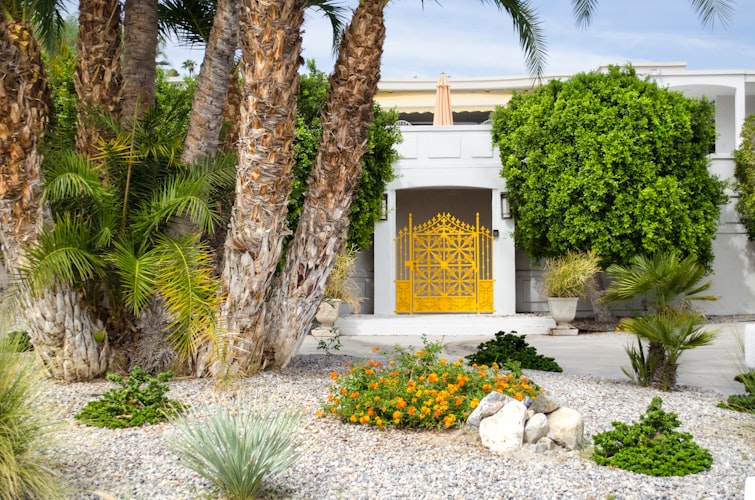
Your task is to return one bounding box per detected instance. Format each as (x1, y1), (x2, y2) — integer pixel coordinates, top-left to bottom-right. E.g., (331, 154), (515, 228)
(547, 297), (579, 336)
(313, 299), (342, 337)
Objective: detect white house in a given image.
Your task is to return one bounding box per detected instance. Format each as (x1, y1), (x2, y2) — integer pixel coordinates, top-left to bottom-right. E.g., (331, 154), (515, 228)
(338, 63), (755, 336)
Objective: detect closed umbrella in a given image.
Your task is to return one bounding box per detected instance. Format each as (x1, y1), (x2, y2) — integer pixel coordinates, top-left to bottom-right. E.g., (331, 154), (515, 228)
(433, 72), (453, 126)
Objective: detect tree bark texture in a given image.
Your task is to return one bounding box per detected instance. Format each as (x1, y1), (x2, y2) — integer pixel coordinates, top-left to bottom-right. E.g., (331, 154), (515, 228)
(181, 0), (239, 165)
(24, 284), (108, 381)
(212, 0), (305, 375)
(219, 62), (242, 153)
(263, 0), (387, 368)
(75, 0), (123, 156)
(120, 0), (159, 119)
(0, 15), (49, 271)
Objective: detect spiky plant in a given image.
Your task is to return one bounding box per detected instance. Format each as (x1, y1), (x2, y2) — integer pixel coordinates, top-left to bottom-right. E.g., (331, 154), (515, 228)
(0, 335), (67, 499)
(169, 404), (307, 500)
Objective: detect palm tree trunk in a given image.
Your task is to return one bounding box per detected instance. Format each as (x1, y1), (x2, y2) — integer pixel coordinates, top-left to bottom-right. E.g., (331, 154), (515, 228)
(181, 0), (239, 165)
(75, 0), (123, 156)
(219, 62), (242, 153)
(1, 14), (109, 381)
(0, 16), (49, 269)
(121, 0), (159, 119)
(262, 0), (387, 369)
(207, 0), (306, 376)
(25, 284), (108, 381)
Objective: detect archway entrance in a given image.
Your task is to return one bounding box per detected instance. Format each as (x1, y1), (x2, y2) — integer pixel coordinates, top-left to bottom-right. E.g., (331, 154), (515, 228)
(395, 212), (494, 314)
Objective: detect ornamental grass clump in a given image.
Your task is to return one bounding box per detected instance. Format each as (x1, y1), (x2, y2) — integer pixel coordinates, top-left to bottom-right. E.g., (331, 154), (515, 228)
(0, 335), (68, 499)
(592, 397), (712, 476)
(320, 336), (542, 429)
(169, 404), (306, 500)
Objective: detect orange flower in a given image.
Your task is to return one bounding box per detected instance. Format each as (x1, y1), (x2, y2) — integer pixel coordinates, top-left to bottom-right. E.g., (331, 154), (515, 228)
(482, 384), (492, 392)
(369, 382), (379, 389)
(492, 362), (500, 370)
(374, 396), (380, 402)
(372, 346), (380, 353)
(439, 358), (447, 365)
(396, 398), (407, 410)
(365, 369), (375, 376)
(350, 391), (359, 398)
(392, 410), (402, 420)
(428, 373), (439, 383)
(330, 371), (338, 380)
(340, 388), (348, 396)
(368, 407), (375, 416)
(327, 394), (334, 403)
(388, 360), (395, 366)
(408, 406), (417, 416)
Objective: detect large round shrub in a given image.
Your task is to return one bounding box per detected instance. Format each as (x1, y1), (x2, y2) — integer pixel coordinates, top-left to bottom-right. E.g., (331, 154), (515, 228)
(491, 65), (726, 269)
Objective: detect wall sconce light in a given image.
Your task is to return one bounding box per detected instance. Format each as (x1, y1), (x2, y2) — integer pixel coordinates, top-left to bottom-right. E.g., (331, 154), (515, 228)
(500, 192), (511, 219)
(380, 193), (388, 221)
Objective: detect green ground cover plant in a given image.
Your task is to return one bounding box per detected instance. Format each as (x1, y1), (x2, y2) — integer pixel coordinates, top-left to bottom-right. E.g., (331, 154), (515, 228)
(75, 367), (187, 428)
(169, 404), (306, 500)
(321, 336), (542, 429)
(592, 397), (712, 476)
(465, 331), (562, 372)
(0, 335), (67, 499)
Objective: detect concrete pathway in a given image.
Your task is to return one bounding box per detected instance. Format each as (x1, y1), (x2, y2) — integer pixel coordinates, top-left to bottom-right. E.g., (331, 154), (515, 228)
(298, 322), (749, 395)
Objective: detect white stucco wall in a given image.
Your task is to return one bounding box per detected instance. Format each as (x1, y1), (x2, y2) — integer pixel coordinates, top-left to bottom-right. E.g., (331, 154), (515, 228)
(372, 125), (517, 316)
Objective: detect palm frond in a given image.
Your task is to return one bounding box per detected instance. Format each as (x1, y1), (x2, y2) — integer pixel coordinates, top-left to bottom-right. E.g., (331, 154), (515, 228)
(17, 216), (104, 294)
(132, 175), (222, 237)
(689, 0), (734, 27)
(42, 151), (111, 206)
(109, 240), (160, 317)
(158, 0), (216, 46)
(307, 0), (347, 54)
(570, 0), (598, 29)
(620, 310), (717, 364)
(603, 251), (716, 312)
(153, 234), (221, 359)
(483, 0), (546, 78)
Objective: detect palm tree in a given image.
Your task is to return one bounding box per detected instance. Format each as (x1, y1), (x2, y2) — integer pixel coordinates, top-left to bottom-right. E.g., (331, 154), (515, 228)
(182, 59), (196, 77)
(603, 251), (719, 390)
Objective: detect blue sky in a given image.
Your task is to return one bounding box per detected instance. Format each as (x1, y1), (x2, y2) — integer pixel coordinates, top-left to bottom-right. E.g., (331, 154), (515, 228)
(166, 0), (755, 78)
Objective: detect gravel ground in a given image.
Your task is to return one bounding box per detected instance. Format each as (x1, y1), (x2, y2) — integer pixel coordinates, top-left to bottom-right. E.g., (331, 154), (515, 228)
(41, 352), (755, 500)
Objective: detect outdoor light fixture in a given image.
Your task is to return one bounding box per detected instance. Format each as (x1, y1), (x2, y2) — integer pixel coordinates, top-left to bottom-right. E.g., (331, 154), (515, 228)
(500, 192), (511, 219)
(380, 193), (388, 221)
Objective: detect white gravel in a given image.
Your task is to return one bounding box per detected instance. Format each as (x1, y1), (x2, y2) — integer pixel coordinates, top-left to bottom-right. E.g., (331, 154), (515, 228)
(42, 353), (754, 500)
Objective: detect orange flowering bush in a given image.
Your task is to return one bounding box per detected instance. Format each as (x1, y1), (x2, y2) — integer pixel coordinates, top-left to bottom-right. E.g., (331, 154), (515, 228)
(320, 336), (542, 430)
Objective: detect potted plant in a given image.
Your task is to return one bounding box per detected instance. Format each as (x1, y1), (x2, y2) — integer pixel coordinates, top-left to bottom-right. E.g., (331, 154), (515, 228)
(313, 246), (363, 337)
(541, 250), (601, 335)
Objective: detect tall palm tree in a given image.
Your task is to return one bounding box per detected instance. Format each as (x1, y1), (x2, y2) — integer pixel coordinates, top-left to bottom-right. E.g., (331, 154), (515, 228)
(263, 0), (388, 368)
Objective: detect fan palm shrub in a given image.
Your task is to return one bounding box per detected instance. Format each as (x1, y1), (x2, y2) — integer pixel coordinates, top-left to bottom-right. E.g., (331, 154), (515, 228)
(0, 335), (67, 499)
(620, 311), (717, 391)
(15, 103), (234, 373)
(603, 251), (718, 390)
(169, 404), (307, 500)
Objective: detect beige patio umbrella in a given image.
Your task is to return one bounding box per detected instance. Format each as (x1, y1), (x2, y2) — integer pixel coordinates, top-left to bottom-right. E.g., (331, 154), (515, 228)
(433, 72), (453, 126)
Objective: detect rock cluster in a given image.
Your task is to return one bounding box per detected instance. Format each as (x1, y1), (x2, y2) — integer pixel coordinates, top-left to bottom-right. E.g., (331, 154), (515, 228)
(468, 391), (583, 453)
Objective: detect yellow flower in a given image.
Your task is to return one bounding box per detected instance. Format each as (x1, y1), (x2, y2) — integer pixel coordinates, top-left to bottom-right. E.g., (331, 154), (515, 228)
(316, 410), (325, 418)
(350, 415), (358, 423)
(470, 398), (480, 409)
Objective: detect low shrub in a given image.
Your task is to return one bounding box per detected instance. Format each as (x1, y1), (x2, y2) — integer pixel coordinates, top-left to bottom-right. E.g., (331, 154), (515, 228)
(592, 397), (712, 476)
(0, 335), (67, 499)
(169, 404), (306, 500)
(465, 331), (562, 372)
(75, 367), (187, 428)
(718, 370), (755, 413)
(320, 336), (542, 429)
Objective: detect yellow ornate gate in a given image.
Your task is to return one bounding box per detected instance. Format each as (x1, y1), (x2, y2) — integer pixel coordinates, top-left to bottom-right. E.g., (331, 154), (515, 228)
(395, 212), (494, 314)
